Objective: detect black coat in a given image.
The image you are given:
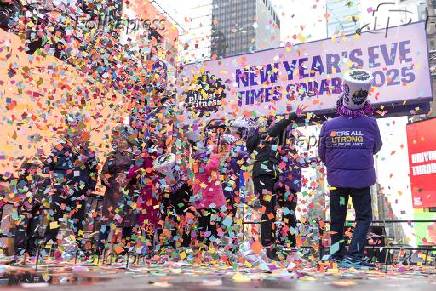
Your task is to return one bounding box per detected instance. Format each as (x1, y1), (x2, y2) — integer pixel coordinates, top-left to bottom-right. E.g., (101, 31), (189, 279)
(101, 150), (133, 221)
(246, 115), (296, 178)
(45, 141), (98, 197)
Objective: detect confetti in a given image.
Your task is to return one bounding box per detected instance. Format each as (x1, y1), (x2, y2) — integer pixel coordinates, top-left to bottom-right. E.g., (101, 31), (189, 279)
(0, 2), (431, 284)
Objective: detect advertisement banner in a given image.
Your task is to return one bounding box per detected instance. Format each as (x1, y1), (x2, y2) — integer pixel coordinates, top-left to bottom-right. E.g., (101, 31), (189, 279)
(178, 22), (432, 122)
(406, 118), (436, 208)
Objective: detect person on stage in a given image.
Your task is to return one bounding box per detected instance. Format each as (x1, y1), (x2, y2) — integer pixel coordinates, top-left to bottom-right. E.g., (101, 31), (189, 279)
(222, 118), (250, 220)
(190, 134), (227, 252)
(13, 160), (49, 258)
(154, 149), (193, 250)
(274, 130), (301, 253)
(99, 126), (135, 254)
(246, 113), (297, 260)
(318, 69), (382, 269)
(44, 113), (98, 253)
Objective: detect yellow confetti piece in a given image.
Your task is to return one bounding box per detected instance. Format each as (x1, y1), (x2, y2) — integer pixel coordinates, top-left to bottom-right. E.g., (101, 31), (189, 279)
(49, 221), (59, 229)
(300, 276), (316, 281)
(42, 272), (50, 282)
(232, 273), (251, 283)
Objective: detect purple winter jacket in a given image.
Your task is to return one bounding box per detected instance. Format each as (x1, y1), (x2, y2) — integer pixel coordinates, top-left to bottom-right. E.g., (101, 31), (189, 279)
(318, 116), (382, 188)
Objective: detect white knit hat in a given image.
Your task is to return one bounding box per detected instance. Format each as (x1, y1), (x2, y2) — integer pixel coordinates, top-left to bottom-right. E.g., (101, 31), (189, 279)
(153, 153), (176, 175)
(229, 117), (250, 129)
(221, 133), (238, 145)
(342, 69), (373, 110)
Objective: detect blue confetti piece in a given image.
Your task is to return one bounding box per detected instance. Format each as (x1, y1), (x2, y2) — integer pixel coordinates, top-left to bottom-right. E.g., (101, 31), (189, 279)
(222, 216), (232, 227)
(330, 241), (340, 255)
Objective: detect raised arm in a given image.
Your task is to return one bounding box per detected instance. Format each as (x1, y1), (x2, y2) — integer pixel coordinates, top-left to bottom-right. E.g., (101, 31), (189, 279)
(267, 113), (297, 137)
(246, 132), (261, 153)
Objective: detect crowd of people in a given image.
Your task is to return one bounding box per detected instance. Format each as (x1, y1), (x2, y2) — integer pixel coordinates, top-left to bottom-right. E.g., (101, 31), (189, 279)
(0, 69), (382, 269)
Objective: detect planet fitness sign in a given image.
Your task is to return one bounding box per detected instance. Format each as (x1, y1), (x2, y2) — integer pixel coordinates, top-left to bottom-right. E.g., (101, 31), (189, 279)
(178, 22), (432, 121)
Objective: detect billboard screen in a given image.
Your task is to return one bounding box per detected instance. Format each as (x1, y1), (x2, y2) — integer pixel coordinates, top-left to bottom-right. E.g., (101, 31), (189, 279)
(177, 22), (432, 123)
(406, 118), (436, 208)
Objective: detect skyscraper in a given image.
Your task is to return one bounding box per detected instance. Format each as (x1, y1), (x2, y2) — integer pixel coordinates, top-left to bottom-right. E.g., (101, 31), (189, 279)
(326, 0), (360, 37)
(211, 0), (280, 59)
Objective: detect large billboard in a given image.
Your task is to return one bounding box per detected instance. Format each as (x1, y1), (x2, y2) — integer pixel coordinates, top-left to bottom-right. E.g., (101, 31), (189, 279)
(406, 118), (436, 208)
(178, 22), (432, 123)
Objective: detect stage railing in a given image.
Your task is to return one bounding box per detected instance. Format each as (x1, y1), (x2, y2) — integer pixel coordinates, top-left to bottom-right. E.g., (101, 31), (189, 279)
(242, 218), (436, 266)
(1, 195), (434, 268)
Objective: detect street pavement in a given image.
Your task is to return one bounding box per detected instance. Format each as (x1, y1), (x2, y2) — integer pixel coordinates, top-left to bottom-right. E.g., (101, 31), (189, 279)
(0, 261), (435, 290)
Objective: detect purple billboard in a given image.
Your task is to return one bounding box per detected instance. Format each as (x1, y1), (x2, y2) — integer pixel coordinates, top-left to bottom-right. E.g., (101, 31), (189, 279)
(178, 22), (432, 122)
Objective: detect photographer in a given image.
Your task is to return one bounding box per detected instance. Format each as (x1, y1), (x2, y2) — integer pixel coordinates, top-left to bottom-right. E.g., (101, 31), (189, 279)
(43, 114), (98, 251)
(14, 160), (52, 257)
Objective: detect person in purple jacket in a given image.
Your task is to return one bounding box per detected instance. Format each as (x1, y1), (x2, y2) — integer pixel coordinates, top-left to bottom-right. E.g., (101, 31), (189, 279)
(318, 69), (382, 269)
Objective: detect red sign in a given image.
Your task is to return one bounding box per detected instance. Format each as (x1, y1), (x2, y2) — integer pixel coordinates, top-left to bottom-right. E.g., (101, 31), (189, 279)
(406, 118), (436, 208)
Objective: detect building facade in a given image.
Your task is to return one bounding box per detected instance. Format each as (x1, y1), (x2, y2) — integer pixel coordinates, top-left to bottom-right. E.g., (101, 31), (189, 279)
(396, 0), (435, 115)
(326, 0), (360, 37)
(425, 0), (436, 116)
(210, 0), (280, 58)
